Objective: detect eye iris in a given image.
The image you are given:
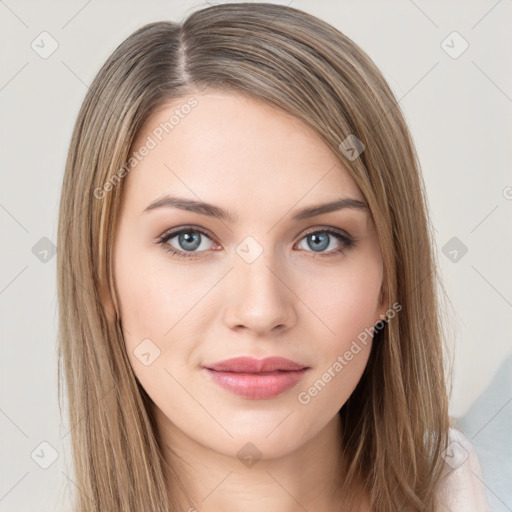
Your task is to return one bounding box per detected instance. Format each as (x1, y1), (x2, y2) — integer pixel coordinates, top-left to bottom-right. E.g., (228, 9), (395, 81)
(308, 233), (329, 252)
(179, 232), (201, 251)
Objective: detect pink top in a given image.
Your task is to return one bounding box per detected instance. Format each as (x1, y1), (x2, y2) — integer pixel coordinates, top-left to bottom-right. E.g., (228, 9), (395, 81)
(434, 427), (492, 511)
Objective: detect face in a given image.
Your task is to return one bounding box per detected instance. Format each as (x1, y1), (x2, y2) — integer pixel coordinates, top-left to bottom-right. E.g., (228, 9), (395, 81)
(112, 91), (388, 462)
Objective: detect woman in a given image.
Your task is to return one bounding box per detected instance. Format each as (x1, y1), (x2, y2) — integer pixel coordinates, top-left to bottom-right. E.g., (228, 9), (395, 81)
(57, 3), (491, 511)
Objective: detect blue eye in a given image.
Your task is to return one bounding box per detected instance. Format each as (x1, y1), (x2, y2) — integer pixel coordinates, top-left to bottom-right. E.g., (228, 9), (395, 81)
(158, 227), (217, 259)
(298, 229), (355, 256)
(157, 227), (356, 259)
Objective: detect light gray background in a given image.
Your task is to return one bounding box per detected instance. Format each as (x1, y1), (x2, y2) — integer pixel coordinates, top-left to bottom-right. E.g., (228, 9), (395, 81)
(0, 1), (510, 510)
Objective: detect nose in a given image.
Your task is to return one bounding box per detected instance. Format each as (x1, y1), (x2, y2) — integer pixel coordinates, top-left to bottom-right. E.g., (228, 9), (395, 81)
(223, 256), (297, 336)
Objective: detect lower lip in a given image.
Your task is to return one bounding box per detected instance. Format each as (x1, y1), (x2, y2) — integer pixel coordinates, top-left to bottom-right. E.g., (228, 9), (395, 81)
(203, 368), (308, 399)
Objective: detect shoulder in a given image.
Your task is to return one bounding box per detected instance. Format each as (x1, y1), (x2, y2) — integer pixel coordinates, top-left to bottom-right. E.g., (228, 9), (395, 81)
(434, 427), (492, 511)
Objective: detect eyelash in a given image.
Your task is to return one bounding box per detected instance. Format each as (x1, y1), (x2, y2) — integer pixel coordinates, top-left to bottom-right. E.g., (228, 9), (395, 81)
(157, 226), (357, 260)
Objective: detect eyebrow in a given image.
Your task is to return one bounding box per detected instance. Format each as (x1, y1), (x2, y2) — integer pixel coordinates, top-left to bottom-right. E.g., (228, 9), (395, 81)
(142, 194), (367, 222)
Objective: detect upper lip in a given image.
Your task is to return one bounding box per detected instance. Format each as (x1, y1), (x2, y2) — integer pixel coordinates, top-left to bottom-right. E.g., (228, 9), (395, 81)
(204, 356), (308, 373)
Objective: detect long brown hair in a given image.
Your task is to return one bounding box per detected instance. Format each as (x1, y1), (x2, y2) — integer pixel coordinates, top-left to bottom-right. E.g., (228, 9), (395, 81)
(57, 3), (452, 510)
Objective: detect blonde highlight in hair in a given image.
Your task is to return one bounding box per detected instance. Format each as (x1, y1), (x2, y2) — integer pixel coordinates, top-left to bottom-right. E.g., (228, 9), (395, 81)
(57, 3), (452, 510)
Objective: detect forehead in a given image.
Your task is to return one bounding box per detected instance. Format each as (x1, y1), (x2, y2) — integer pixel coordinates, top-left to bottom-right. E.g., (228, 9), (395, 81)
(123, 91), (364, 214)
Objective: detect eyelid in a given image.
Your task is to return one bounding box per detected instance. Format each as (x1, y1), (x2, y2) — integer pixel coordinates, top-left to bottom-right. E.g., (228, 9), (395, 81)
(157, 224), (353, 241)
(158, 225), (215, 240)
(300, 225), (354, 240)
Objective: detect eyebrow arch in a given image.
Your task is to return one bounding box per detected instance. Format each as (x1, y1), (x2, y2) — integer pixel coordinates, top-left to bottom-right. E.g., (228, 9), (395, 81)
(142, 195), (367, 222)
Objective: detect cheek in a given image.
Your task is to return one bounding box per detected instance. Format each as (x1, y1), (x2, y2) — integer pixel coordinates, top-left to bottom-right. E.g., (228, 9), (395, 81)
(114, 243), (219, 378)
(300, 255), (383, 341)
(115, 240), (197, 335)
(114, 239), (167, 356)
(113, 248), (201, 400)
(294, 257), (382, 407)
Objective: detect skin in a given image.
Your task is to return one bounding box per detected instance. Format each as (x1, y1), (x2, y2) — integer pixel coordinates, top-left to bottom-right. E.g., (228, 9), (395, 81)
(110, 91), (387, 511)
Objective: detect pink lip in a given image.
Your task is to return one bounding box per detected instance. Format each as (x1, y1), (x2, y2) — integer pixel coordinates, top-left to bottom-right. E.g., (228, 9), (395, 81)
(205, 356), (307, 373)
(202, 356), (309, 399)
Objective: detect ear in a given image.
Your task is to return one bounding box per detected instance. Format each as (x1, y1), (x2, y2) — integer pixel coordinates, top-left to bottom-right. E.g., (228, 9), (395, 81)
(375, 272), (389, 325)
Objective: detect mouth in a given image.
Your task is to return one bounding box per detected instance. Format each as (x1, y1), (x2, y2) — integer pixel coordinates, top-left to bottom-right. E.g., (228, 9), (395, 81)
(202, 356), (310, 399)
(204, 356), (308, 373)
